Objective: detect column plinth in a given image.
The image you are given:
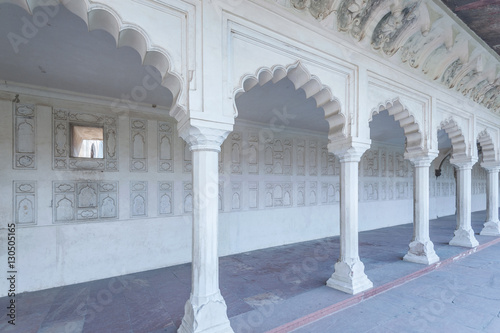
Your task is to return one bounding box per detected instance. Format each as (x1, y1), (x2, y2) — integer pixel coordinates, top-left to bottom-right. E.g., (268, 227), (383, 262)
(449, 159), (478, 248)
(327, 141), (373, 295)
(404, 155), (439, 265)
(178, 122), (233, 333)
(480, 165), (500, 236)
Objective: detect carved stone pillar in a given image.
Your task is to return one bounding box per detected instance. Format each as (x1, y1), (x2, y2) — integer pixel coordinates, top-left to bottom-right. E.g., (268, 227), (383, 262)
(326, 141), (373, 295)
(178, 122), (233, 333)
(449, 158), (479, 247)
(404, 156), (439, 265)
(480, 164), (500, 236)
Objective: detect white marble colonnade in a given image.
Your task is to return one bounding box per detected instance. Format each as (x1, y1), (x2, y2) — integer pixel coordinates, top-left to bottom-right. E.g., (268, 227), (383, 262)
(480, 164), (500, 236)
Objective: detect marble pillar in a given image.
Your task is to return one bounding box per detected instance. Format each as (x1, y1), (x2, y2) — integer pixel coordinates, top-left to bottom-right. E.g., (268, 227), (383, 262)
(178, 124), (233, 333)
(404, 156), (439, 265)
(449, 160), (479, 248)
(327, 143), (373, 295)
(480, 165), (500, 236)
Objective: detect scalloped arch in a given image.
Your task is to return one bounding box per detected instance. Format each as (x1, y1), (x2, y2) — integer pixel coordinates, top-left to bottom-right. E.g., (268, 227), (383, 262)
(235, 62), (346, 139)
(439, 118), (467, 159)
(477, 129), (497, 163)
(370, 99), (422, 150)
(2, 0), (186, 119)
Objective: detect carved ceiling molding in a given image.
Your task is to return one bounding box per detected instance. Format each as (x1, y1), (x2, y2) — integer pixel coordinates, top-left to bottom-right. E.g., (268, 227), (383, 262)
(236, 61), (346, 139)
(2, 0), (188, 122)
(286, 0), (500, 114)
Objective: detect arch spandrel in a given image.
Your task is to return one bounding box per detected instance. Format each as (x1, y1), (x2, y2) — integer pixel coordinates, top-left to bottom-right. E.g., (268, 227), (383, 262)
(477, 129), (498, 164)
(234, 61), (347, 140)
(2, 0), (190, 122)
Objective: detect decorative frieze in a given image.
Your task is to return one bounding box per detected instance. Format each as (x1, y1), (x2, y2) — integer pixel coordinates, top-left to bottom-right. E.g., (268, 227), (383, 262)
(130, 119), (148, 172)
(53, 109), (118, 171)
(53, 181), (118, 223)
(13, 104), (37, 169)
(158, 121), (174, 172)
(13, 181), (37, 225)
(130, 181), (147, 217)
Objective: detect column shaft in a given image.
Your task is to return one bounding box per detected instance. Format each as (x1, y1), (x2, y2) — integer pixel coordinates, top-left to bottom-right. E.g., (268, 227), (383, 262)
(403, 160), (439, 265)
(480, 167), (500, 236)
(449, 165), (478, 247)
(327, 154), (372, 295)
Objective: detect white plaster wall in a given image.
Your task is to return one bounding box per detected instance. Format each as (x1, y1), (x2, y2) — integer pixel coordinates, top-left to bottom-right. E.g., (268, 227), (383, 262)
(0, 92), (491, 296)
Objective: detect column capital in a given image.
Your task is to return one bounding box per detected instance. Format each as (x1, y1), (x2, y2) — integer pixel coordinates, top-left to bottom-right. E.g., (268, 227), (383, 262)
(178, 119), (233, 152)
(450, 156), (477, 170)
(480, 161), (500, 172)
(328, 137), (371, 162)
(405, 150), (438, 167)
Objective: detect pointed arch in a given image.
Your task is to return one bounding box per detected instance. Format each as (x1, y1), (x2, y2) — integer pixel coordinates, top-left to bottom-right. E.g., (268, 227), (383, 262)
(3, 0), (186, 120)
(477, 129), (497, 163)
(370, 99), (422, 151)
(439, 118), (467, 159)
(234, 61), (346, 139)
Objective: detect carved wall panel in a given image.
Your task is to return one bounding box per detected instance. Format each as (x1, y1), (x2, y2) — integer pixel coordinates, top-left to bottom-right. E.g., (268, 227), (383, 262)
(247, 132), (259, 174)
(53, 109), (118, 171)
(264, 138), (293, 175)
(13, 181), (36, 225)
(321, 145), (337, 176)
(309, 140), (318, 176)
(248, 182), (258, 209)
(363, 182), (379, 201)
(219, 182), (224, 212)
(53, 181), (118, 223)
(297, 182), (305, 206)
(158, 182), (173, 215)
(309, 181), (318, 205)
(13, 104), (36, 169)
(183, 142), (192, 173)
(130, 181), (147, 217)
(158, 122), (174, 173)
(183, 182), (193, 213)
(321, 182), (336, 204)
(130, 119), (148, 172)
(363, 150), (379, 177)
(231, 182), (241, 210)
(230, 132), (242, 174)
(297, 140), (306, 176)
(265, 182), (293, 208)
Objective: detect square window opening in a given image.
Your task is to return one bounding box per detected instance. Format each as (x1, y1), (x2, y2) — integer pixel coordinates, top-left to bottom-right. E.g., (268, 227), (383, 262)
(71, 125), (104, 159)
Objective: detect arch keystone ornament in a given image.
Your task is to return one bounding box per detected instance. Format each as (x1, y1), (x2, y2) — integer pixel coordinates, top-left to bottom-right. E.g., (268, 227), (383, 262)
(178, 120), (234, 333)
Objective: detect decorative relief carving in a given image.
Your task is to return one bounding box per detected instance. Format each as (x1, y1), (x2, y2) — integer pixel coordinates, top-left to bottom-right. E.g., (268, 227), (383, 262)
(321, 145), (337, 176)
(13, 181), (36, 225)
(337, 0), (384, 41)
(247, 132), (259, 174)
(183, 182), (193, 213)
(52, 109), (118, 171)
(297, 182), (305, 206)
(158, 182), (173, 215)
(309, 140), (318, 176)
(130, 181), (147, 217)
(53, 181), (118, 223)
(14, 104), (37, 169)
(231, 132), (242, 174)
(158, 122), (174, 173)
(265, 182), (293, 208)
(231, 182), (241, 210)
(297, 140), (306, 175)
(130, 119), (147, 172)
(309, 181), (318, 205)
(363, 150), (379, 177)
(248, 182), (259, 209)
(363, 182), (379, 201)
(321, 183), (336, 204)
(291, 0), (335, 20)
(183, 142), (192, 173)
(264, 138), (293, 175)
(219, 182), (224, 212)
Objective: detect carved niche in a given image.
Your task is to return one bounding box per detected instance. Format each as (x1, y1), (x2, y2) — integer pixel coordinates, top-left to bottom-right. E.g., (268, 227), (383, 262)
(130, 119), (148, 172)
(231, 132), (242, 174)
(13, 104), (37, 169)
(265, 182), (293, 208)
(297, 139), (306, 176)
(321, 182), (336, 204)
(231, 182), (241, 210)
(246, 132), (259, 174)
(158, 182), (173, 215)
(264, 138), (293, 175)
(183, 182), (193, 213)
(183, 142), (192, 173)
(297, 182), (306, 206)
(13, 181), (37, 225)
(248, 182), (259, 209)
(53, 181), (118, 223)
(158, 121), (174, 173)
(53, 109), (118, 171)
(309, 140), (318, 176)
(130, 181), (148, 217)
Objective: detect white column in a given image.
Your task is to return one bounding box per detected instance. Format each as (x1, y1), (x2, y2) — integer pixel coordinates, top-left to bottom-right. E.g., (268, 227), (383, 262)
(480, 165), (500, 236)
(404, 157), (439, 265)
(327, 145), (373, 295)
(178, 124), (233, 333)
(449, 161), (479, 247)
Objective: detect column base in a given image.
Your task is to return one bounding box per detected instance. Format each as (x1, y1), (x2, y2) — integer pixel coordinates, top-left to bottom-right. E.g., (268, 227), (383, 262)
(480, 220), (500, 236)
(403, 240), (440, 265)
(178, 292), (233, 333)
(449, 228), (479, 248)
(326, 260), (373, 295)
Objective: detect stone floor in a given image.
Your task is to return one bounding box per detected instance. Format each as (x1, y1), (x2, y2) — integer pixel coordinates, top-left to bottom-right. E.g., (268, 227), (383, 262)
(1, 211), (499, 333)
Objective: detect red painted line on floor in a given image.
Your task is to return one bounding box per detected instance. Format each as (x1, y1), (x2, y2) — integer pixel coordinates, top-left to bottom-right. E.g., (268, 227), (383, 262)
(266, 236), (500, 333)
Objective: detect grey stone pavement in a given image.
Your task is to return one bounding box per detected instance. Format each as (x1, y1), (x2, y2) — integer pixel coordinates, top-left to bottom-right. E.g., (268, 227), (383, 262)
(0, 210), (499, 333)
